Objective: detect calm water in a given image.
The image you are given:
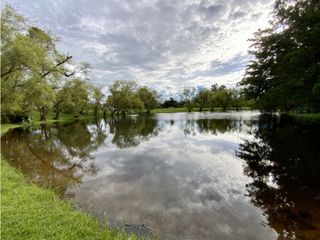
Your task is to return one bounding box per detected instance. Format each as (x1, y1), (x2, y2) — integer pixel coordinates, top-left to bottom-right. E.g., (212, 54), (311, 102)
(2, 112), (320, 240)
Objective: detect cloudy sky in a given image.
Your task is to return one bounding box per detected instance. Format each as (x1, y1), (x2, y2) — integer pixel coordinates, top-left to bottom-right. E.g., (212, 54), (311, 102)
(7, 0), (274, 98)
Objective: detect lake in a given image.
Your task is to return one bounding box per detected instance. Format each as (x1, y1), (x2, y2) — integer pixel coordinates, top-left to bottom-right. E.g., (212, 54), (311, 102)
(2, 112), (320, 240)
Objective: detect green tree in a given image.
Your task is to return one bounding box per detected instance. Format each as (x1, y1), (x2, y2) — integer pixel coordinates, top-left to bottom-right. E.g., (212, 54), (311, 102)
(1, 5), (76, 122)
(195, 89), (211, 112)
(216, 89), (232, 111)
(26, 78), (56, 121)
(107, 80), (138, 116)
(208, 85), (237, 111)
(62, 79), (89, 117)
(230, 89), (245, 111)
(91, 86), (104, 117)
(182, 87), (196, 112)
(137, 87), (158, 114)
(241, 0), (320, 112)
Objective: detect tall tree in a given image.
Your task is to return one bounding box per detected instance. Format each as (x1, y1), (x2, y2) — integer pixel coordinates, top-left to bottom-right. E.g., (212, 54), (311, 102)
(195, 89), (211, 112)
(137, 87), (158, 114)
(107, 80), (138, 116)
(241, 0), (320, 112)
(1, 5), (77, 122)
(92, 86), (104, 117)
(182, 87), (196, 112)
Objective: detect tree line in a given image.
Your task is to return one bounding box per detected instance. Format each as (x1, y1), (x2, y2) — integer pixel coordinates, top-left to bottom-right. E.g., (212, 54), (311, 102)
(180, 84), (252, 112)
(1, 5), (250, 124)
(160, 84), (252, 112)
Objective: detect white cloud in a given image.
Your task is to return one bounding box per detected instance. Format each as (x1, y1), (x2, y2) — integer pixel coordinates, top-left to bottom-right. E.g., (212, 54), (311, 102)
(8, 0), (274, 98)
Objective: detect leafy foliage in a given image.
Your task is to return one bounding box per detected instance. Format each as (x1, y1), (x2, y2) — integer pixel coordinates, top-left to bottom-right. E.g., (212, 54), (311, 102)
(107, 80), (158, 115)
(1, 5), (91, 122)
(137, 87), (158, 113)
(241, 0), (320, 112)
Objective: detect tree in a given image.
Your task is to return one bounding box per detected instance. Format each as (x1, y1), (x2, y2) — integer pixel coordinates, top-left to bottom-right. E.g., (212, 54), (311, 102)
(25, 79), (56, 121)
(209, 91), (218, 111)
(216, 90), (232, 111)
(92, 86), (104, 117)
(230, 89), (245, 111)
(108, 80), (138, 116)
(64, 79), (89, 117)
(195, 89), (211, 111)
(1, 5), (78, 122)
(241, 0), (320, 112)
(161, 97), (180, 108)
(137, 87), (158, 114)
(208, 84), (229, 111)
(182, 87), (196, 112)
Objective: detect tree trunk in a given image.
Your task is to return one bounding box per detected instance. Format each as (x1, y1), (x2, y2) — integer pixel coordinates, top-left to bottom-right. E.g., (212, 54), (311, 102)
(94, 106), (98, 117)
(55, 111), (60, 120)
(40, 113), (46, 121)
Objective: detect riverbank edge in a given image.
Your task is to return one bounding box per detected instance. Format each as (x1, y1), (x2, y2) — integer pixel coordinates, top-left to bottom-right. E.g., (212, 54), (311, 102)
(1, 125), (137, 240)
(151, 107), (252, 113)
(287, 112), (320, 121)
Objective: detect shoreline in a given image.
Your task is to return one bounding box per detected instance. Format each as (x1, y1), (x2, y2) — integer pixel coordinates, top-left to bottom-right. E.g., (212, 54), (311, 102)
(1, 123), (138, 240)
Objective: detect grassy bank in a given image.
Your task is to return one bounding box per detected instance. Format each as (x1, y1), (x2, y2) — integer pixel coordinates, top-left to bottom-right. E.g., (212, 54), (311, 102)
(288, 113), (320, 121)
(1, 125), (136, 240)
(1, 160), (137, 240)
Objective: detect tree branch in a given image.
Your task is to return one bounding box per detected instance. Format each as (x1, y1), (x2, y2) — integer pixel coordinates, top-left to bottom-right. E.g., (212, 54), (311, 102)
(1, 66), (18, 78)
(41, 54), (73, 78)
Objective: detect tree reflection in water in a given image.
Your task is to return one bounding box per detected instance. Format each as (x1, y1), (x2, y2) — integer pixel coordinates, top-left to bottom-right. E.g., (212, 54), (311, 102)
(2, 113), (320, 239)
(106, 115), (159, 148)
(1, 121), (107, 195)
(237, 115), (320, 240)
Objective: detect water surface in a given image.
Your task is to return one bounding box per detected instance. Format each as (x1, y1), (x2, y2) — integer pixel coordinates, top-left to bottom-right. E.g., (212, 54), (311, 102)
(2, 112), (320, 240)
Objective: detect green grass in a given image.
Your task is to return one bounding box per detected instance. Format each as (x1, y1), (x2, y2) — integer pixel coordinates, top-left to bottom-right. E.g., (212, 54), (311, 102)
(0, 124), (20, 135)
(288, 113), (320, 121)
(1, 124), (138, 240)
(1, 159), (137, 240)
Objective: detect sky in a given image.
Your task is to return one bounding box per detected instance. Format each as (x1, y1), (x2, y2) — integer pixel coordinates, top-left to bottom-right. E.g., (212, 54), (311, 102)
(6, 0), (274, 98)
